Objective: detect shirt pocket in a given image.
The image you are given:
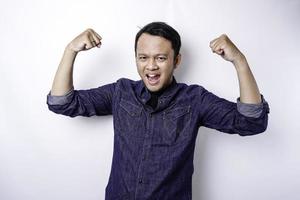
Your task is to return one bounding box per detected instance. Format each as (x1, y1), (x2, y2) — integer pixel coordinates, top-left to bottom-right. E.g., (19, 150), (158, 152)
(163, 105), (191, 145)
(116, 98), (143, 137)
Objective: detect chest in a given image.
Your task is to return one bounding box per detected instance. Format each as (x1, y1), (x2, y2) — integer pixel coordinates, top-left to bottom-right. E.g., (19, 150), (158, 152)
(114, 97), (193, 146)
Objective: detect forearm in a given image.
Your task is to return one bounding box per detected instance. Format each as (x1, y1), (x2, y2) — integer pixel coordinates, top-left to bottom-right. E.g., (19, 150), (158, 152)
(50, 29), (102, 96)
(233, 54), (261, 104)
(51, 47), (77, 96)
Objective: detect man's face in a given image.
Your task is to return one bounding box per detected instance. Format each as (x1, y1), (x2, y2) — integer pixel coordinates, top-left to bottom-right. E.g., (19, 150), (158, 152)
(136, 33), (181, 92)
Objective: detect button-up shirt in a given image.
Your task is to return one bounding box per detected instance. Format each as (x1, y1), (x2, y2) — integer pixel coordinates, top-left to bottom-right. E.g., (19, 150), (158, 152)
(47, 78), (269, 200)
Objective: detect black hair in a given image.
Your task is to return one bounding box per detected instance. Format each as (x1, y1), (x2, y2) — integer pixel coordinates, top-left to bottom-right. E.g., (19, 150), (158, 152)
(134, 22), (181, 59)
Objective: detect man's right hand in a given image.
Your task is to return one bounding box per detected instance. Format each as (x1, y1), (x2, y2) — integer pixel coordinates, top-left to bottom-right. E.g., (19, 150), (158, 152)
(66, 28), (102, 53)
(50, 28), (102, 96)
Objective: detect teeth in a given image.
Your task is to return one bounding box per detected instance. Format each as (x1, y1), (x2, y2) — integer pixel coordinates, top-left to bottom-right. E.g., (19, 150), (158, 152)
(148, 74), (158, 77)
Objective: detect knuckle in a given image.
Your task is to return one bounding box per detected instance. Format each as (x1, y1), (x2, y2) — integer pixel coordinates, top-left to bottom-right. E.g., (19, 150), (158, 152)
(84, 35), (90, 41)
(220, 34), (228, 39)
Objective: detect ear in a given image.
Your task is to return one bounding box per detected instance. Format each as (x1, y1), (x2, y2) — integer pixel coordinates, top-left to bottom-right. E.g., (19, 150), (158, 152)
(174, 53), (181, 69)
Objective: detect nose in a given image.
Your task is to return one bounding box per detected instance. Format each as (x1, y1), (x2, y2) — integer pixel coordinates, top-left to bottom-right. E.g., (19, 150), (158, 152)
(146, 58), (158, 70)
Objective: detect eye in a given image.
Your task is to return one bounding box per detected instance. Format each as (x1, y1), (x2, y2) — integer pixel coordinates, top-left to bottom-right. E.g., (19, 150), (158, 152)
(157, 56), (167, 62)
(138, 56), (147, 61)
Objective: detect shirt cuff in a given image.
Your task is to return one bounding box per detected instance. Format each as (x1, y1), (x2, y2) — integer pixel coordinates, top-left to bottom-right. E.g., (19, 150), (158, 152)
(47, 88), (74, 105)
(237, 95), (266, 118)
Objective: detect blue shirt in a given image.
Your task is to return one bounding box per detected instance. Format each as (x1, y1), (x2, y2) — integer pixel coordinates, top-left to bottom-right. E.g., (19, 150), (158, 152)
(47, 78), (269, 200)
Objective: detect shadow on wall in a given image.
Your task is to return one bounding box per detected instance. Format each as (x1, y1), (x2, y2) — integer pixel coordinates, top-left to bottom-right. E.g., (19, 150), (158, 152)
(174, 44), (191, 82)
(174, 40), (206, 85)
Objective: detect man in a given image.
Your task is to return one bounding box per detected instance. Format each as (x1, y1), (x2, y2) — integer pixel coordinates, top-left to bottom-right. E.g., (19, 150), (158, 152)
(47, 22), (269, 199)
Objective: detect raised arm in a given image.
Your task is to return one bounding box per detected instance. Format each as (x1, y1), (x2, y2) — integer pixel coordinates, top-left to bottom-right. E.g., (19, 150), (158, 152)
(47, 29), (116, 117)
(51, 29), (102, 95)
(209, 34), (261, 104)
(194, 34), (270, 135)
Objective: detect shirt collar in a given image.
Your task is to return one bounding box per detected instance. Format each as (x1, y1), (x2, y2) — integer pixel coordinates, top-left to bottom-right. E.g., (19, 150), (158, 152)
(137, 77), (178, 103)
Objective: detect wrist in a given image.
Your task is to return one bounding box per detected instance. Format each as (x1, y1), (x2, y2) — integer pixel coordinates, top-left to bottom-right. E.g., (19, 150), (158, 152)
(64, 46), (78, 58)
(232, 52), (246, 64)
(233, 53), (249, 71)
(65, 43), (78, 55)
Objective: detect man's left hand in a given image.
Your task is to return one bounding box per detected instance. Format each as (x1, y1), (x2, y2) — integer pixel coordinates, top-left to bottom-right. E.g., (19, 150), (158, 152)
(210, 34), (244, 63)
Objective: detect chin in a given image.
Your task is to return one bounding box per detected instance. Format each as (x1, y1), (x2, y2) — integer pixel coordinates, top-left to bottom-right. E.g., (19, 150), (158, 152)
(145, 84), (162, 92)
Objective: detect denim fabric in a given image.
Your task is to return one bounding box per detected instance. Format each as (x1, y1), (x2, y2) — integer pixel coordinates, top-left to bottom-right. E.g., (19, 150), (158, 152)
(47, 78), (269, 200)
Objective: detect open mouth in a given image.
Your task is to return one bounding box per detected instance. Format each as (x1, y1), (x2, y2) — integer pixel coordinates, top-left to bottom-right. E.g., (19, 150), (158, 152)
(146, 74), (160, 86)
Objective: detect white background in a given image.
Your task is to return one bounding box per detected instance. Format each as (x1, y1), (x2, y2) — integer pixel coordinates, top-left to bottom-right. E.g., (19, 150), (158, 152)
(1, 0), (300, 199)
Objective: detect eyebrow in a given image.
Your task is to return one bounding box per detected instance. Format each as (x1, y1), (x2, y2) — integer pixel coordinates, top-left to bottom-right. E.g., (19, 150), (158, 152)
(137, 53), (168, 56)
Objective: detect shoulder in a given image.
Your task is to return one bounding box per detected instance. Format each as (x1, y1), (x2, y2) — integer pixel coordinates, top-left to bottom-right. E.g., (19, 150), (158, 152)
(177, 82), (208, 96)
(113, 78), (143, 98)
(115, 78), (141, 88)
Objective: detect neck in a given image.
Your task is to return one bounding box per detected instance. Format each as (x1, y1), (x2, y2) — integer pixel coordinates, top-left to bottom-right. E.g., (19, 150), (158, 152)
(149, 78), (175, 97)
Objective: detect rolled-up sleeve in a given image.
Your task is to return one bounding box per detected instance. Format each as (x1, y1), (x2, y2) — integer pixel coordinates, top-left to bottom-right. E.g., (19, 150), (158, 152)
(236, 95), (267, 118)
(46, 83), (116, 117)
(198, 87), (270, 136)
(47, 88), (75, 106)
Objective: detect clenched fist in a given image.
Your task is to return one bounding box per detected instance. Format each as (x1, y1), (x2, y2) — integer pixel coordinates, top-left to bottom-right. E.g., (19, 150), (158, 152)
(210, 34), (244, 63)
(66, 28), (102, 53)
